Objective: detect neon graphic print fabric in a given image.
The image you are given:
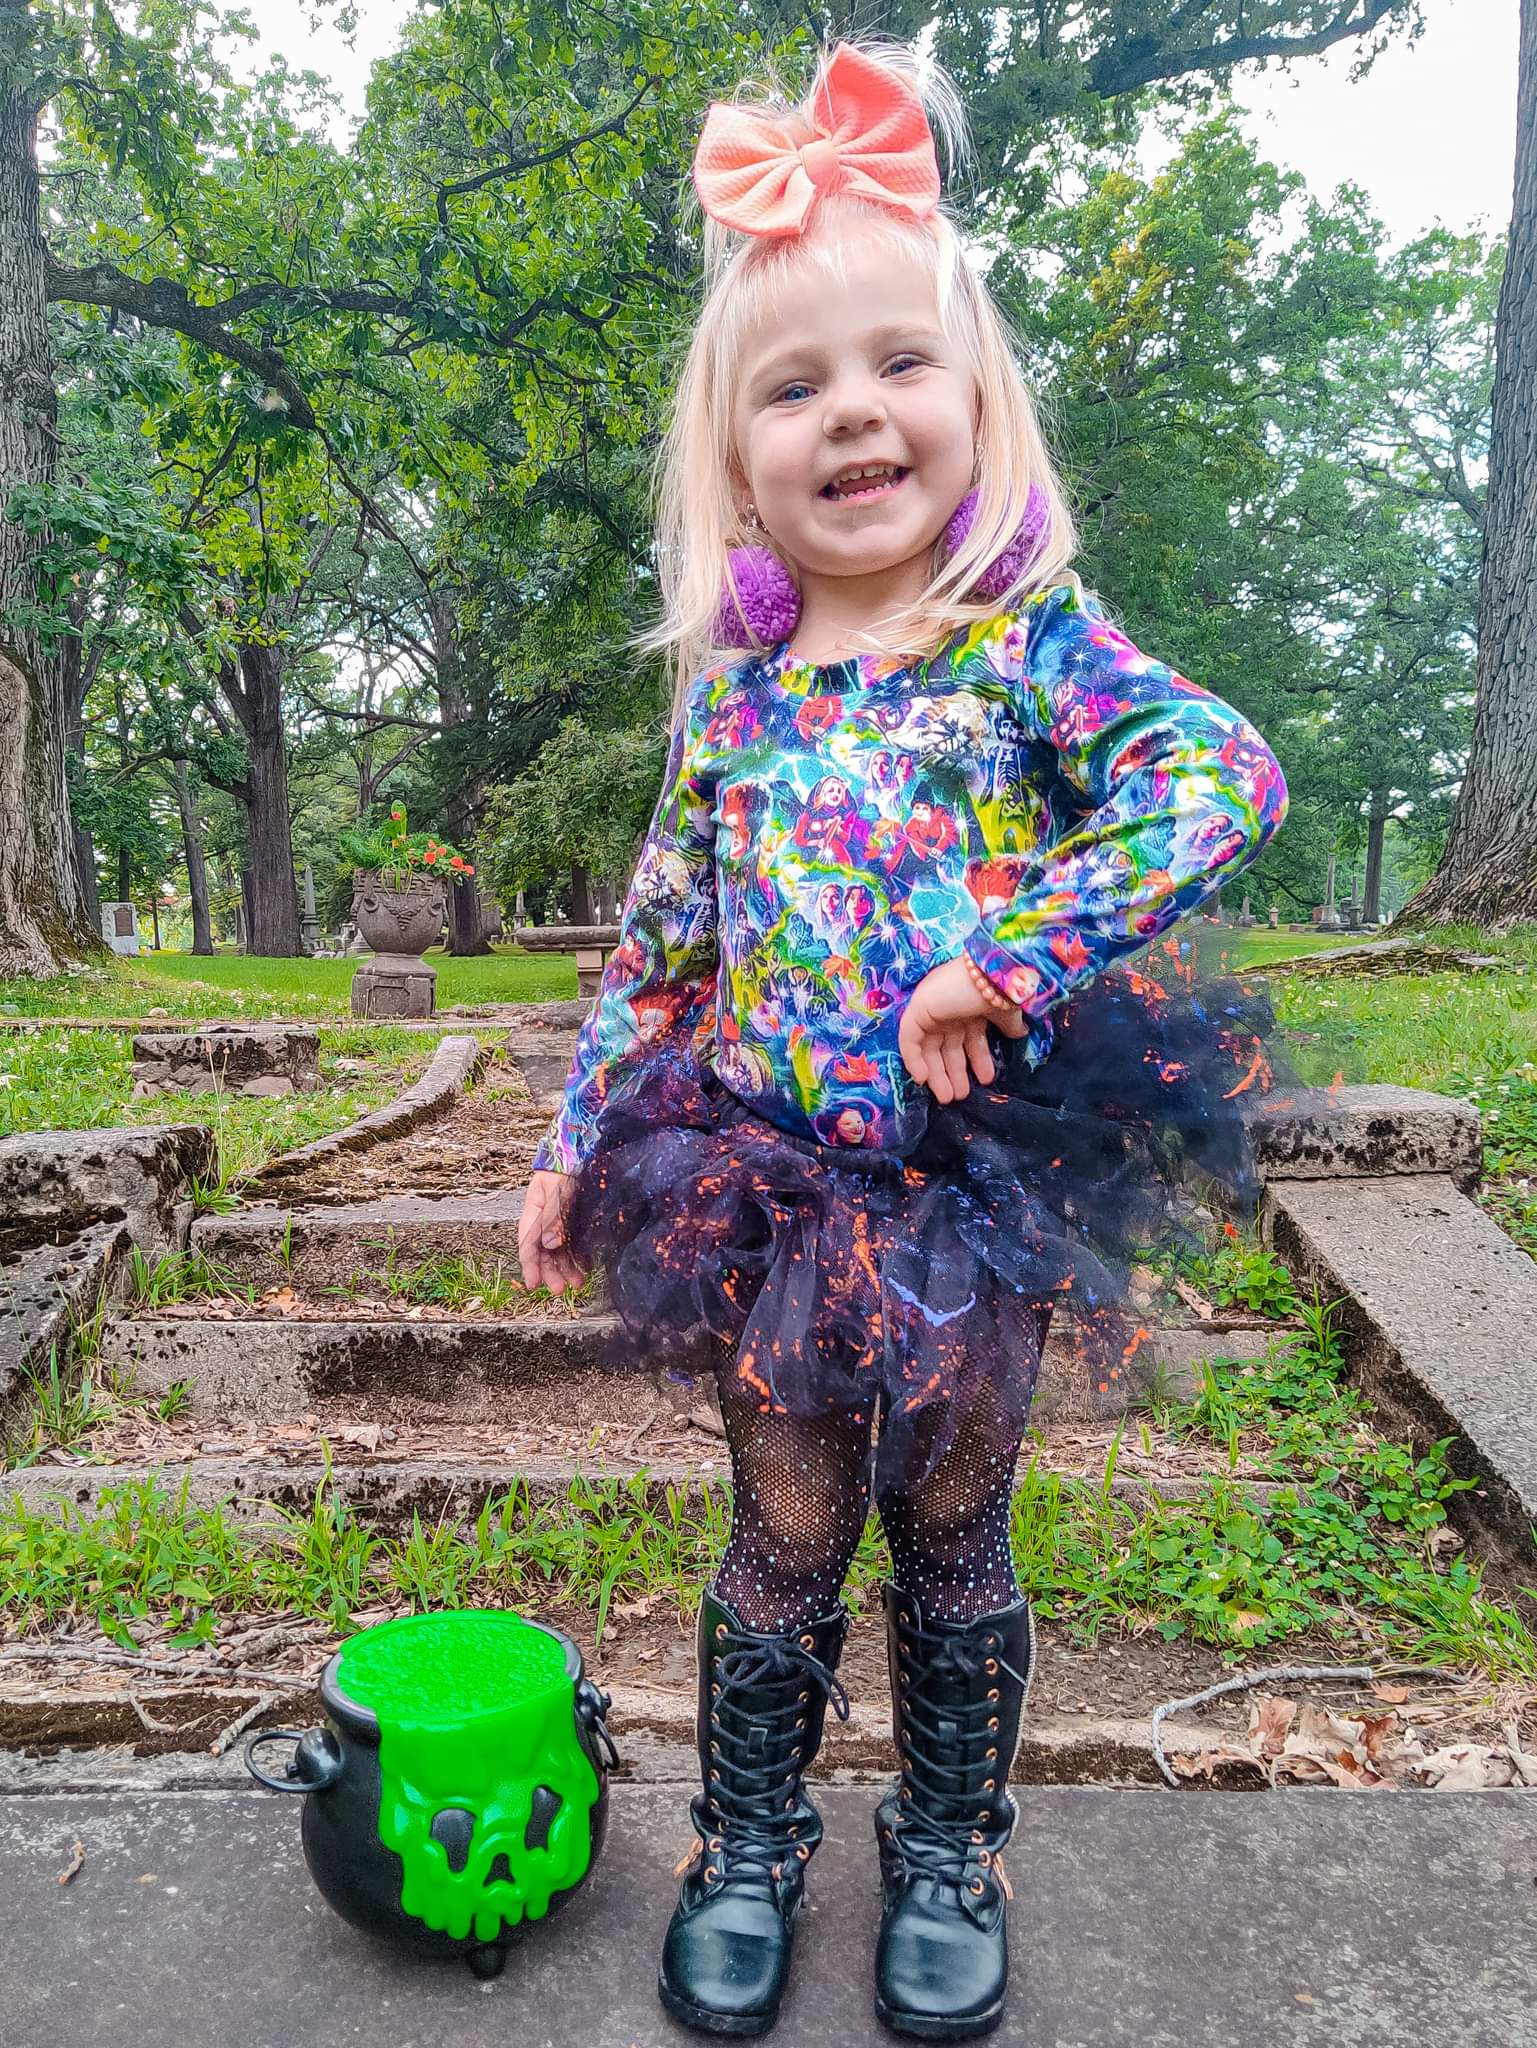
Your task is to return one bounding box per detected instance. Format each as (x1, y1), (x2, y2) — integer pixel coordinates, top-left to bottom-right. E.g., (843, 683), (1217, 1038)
(533, 582), (1288, 1177)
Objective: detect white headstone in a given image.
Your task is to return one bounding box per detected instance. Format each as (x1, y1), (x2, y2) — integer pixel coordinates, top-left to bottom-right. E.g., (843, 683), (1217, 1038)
(101, 902), (141, 956)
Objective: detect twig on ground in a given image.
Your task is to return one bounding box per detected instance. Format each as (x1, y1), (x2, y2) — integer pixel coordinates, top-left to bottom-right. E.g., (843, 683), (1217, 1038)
(126, 1695), (179, 1736)
(57, 1840), (86, 1887)
(0, 1644), (311, 1690)
(1149, 1662), (1466, 1788)
(209, 1692), (283, 1756)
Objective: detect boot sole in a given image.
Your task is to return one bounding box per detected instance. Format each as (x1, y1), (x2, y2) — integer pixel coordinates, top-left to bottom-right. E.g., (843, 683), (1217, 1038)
(658, 1972), (781, 2037)
(873, 1993), (1004, 2041)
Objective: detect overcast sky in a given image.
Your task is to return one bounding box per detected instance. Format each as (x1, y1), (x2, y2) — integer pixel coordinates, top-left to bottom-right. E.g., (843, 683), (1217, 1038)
(259, 0), (1517, 250)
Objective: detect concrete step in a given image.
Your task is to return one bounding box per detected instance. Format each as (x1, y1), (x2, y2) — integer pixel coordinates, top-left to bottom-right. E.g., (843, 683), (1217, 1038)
(190, 1192), (530, 1293)
(4, 1785), (1530, 2046)
(3, 1445), (1281, 1528)
(99, 1309), (1292, 1431)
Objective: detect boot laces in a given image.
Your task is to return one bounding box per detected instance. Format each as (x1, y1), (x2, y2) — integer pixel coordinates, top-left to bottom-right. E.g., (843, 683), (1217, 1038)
(894, 1622), (1027, 1887)
(701, 1626), (850, 1886)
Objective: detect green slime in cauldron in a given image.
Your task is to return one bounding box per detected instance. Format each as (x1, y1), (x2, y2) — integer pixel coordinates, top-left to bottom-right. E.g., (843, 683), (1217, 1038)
(335, 1611), (599, 1945)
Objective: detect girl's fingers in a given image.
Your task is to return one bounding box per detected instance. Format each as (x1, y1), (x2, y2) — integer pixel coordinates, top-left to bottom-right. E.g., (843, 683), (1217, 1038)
(965, 1019), (995, 1086)
(939, 1030), (969, 1102)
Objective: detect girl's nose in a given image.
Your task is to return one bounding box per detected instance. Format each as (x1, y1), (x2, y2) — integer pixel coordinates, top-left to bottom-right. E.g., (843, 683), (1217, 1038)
(823, 377), (887, 437)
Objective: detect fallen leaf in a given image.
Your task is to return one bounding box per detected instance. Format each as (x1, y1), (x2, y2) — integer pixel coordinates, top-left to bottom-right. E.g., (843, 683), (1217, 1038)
(57, 1840), (86, 1886)
(1413, 1742), (1518, 1790)
(1248, 1695), (1297, 1760)
(1370, 1683), (1409, 1705)
(1172, 1278), (1216, 1321)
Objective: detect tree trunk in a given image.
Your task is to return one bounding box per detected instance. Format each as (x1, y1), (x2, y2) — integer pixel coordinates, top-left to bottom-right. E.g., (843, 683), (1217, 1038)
(172, 757), (213, 955)
(569, 863), (594, 925)
(1362, 798), (1388, 925)
(0, 58), (90, 974)
(230, 641), (300, 955)
(432, 593), (489, 956)
(1398, 0), (1537, 927)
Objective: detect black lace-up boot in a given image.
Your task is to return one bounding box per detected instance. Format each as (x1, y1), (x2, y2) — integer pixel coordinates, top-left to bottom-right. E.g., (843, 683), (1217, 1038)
(658, 1588), (851, 2036)
(872, 1581), (1035, 2040)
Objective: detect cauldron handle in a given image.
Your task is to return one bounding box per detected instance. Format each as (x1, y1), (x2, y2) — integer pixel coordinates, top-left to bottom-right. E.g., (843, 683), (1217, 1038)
(576, 1680), (621, 1771)
(244, 1727), (344, 1794)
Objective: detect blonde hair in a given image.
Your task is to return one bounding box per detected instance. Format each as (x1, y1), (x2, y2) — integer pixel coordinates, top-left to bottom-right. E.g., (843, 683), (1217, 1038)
(637, 36), (1087, 723)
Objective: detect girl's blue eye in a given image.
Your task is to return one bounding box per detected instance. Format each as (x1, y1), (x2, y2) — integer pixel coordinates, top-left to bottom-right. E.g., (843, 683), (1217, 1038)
(776, 381), (813, 403)
(887, 355), (922, 375)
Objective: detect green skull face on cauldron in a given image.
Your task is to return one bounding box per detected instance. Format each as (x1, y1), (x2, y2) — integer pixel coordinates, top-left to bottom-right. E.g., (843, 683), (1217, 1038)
(336, 1611), (600, 1946)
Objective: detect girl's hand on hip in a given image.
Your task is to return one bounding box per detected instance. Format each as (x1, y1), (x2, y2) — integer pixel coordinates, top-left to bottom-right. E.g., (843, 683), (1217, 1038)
(518, 1168), (590, 1295)
(898, 955), (1028, 1103)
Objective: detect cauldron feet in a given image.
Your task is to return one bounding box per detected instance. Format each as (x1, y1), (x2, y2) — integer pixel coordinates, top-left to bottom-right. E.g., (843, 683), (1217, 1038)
(466, 1944), (507, 1981)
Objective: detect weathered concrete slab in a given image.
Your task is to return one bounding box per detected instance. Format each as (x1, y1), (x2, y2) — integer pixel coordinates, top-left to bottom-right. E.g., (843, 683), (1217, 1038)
(0, 1124), (212, 1255)
(191, 1191), (529, 1289)
(0, 1218), (129, 1434)
(96, 1311), (1205, 1430)
(1248, 1084), (1481, 1194)
(1, 1786), (1531, 2048)
(131, 1024), (321, 1100)
(99, 1314), (630, 1428)
(1267, 1172), (1537, 1567)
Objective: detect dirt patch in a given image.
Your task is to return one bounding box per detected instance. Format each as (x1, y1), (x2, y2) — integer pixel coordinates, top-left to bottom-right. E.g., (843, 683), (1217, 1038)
(258, 1066), (550, 1205)
(1, 1604), (1529, 1773)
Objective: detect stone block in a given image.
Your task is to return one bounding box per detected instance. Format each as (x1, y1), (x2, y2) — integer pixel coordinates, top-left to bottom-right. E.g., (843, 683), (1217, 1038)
(351, 953), (437, 1019)
(240, 1076), (295, 1098)
(131, 1025), (321, 1096)
(0, 1125), (214, 1257)
(1247, 1083), (1481, 1194)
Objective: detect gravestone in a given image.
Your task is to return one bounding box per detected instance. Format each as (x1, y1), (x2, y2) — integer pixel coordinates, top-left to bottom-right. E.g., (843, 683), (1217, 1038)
(100, 902), (140, 957)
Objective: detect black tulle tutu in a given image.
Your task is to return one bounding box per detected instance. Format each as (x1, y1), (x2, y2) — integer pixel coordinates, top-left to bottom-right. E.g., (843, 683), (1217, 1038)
(567, 950), (1285, 1493)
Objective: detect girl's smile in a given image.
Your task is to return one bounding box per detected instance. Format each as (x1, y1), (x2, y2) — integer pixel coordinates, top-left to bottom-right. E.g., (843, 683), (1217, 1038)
(819, 463), (911, 502)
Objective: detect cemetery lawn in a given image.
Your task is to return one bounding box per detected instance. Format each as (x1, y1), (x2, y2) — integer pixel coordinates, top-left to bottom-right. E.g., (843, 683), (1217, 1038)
(0, 943), (577, 1021)
(0, 1025), (434, 1191)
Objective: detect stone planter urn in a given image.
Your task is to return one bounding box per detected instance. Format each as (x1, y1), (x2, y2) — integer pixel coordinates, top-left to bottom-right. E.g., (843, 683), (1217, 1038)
(350, 870), (447, 1019)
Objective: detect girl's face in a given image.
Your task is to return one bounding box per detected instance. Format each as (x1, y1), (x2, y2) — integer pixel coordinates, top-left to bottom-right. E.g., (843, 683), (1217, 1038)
(731, 237), (976, 607)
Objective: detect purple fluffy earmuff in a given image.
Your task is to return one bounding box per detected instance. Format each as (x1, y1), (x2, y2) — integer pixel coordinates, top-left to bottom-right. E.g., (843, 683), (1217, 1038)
(714, 483), (1049, 649)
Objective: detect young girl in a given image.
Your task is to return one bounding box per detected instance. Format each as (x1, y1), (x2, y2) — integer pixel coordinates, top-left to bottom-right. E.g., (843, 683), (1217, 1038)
(519, 39), (1287, 2041)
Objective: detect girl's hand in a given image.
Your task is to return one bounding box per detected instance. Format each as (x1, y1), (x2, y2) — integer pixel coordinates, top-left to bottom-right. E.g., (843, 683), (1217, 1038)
(518, 1169), (590, 1295)
(898, 955), (1029, 1103)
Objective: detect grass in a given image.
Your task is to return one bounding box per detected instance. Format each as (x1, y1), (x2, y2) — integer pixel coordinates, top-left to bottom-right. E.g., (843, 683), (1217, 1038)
(1254, 923), (1537, 1258)
(2, 1305), (1530, 1675)
(0, 1025), (433, 1187)
(0, 944), (577, 1022)
(326, 1245), (593, 1314)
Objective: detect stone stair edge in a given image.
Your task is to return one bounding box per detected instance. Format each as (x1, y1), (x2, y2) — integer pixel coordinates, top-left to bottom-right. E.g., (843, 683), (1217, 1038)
(0, 1453), (1285, 1523)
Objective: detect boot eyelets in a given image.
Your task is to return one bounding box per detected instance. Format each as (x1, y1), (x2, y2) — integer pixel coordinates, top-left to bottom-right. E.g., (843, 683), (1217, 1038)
(984, 1658), (998, 1674)
(988, 1716), (1000, 1731)
(709, 1837), (723, 1852)
(704, 1864), (719, 1883)
(773, 1862), (783, 1880)
(983, 1778), (996, 1792)
(986, 1687), (999, 1701)
(798, 1690), (809, 1703)
(970, 1830), (984, 1844)
(969, 1879), (986, 1896)
(714, 1623), (727, 1639)
(899, 1611), (910, 1625)
(986, 1747), (998, 1761)
(900, 1788), (912, 1802)
(796, 1845), (810, 1861)
(799, 1633), (814, 1648)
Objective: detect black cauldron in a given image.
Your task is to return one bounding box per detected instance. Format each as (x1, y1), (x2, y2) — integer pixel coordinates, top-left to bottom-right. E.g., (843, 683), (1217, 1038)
(246, 1610), (619, 1978)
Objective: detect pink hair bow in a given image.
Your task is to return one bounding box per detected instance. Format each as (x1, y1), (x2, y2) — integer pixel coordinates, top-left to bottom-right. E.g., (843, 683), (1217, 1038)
(692, 42), (941, 238)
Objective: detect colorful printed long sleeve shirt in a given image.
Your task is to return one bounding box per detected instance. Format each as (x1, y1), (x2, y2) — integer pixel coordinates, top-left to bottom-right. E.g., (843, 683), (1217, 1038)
(534, 583), (1288, 1175)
